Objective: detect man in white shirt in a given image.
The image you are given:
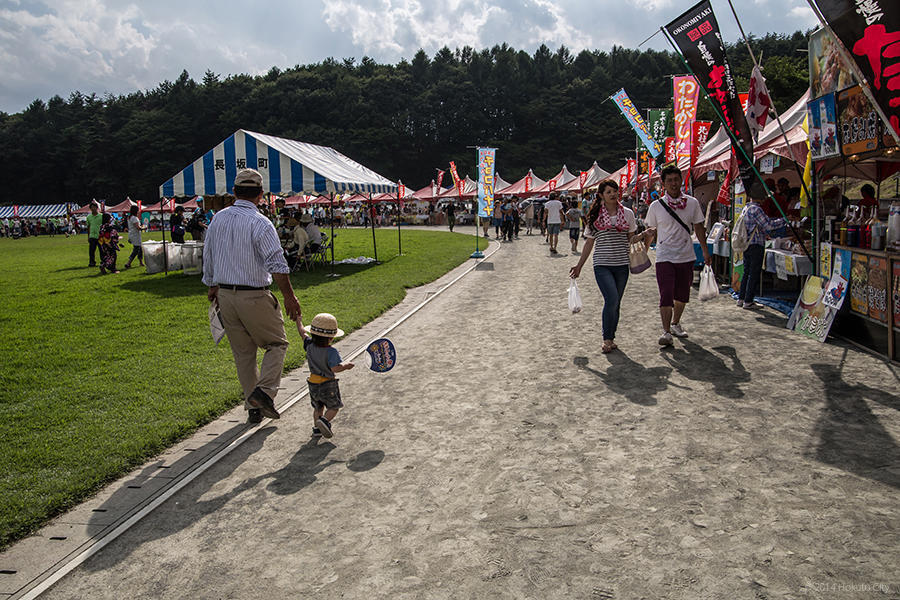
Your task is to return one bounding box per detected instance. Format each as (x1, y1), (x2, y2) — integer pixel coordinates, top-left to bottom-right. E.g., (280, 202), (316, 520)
(203, 169), (302, 423)
(645, 166), (711, 346)
(543, 192), (565, 254)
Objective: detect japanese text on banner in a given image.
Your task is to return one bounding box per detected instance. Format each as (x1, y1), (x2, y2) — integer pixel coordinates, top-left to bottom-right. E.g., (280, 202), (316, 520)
(673, 75), (699, 167)
(477, 148), (497, 218)
(611, 88), (663, 157)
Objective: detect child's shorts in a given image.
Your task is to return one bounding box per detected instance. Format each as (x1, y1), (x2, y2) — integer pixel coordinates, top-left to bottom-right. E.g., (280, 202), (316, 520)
(309, 379), (343, 410)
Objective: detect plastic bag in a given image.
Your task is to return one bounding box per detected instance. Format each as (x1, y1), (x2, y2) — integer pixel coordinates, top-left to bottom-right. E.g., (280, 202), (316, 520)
(629, 240), (651, 274)
(698, 265), (718, 302)
(568, 279), (583, 313)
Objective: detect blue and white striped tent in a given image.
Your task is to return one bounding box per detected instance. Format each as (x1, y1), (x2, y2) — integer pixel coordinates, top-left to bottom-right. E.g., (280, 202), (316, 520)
(0, 203), (69, 218)
(160, 130), (398, 198)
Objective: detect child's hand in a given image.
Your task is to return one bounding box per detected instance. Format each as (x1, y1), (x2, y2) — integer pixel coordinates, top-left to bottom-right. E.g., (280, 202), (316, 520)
(296, 321), (308, 337)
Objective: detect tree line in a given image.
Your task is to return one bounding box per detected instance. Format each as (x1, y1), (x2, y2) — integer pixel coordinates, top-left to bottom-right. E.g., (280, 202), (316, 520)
(0, 32), (810, 205)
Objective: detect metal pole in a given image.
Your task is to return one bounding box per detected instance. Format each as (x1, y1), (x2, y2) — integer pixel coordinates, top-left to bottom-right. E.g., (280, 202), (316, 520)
(326, 193), (340, 278)
(369, 193), (378, 264)
(397, 191), (402, 256)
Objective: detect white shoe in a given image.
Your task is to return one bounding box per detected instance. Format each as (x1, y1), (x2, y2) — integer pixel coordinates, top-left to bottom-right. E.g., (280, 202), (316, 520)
(670, 323), (689, 338)
(658, 332), (674, 346)
(736, 299), (744, 307)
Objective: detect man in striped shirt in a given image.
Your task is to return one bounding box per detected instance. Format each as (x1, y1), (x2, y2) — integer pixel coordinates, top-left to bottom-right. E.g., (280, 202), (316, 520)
(203, 169), (302, 424)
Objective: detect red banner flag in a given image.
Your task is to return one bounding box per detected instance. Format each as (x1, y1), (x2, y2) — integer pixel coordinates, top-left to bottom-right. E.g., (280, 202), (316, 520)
(618, 173), (628, 200)
(626, 159), (636, 184)
(13, 205), (18, 217)
(739, 92), (749, 113)
(579, 171), (588, 190)
(398, 182), (406, 208)
(665, 137), (677, 164)
(448, 162), (463, 197)
(436, 170), (445, 190)
(673, 75), (700, 167)
(548, 179), (557, 191)
(690, 120), (713, 168)
(137, 200), (142, 214)
(525, 173), (533, 193)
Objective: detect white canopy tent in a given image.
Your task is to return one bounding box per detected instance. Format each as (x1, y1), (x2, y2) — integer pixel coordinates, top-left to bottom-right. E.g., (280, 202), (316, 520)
(160, 130), (397, 198)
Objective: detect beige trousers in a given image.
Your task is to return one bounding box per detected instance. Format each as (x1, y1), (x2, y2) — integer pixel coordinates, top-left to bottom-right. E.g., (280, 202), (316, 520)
(217, 289), (289, 409)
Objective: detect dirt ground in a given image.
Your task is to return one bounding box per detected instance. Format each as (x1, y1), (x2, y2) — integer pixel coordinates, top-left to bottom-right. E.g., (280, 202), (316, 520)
(39, 228), (900, 599)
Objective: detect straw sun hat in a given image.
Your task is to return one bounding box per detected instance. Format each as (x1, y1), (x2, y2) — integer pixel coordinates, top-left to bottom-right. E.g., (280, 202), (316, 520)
(306, 313), (344, 338)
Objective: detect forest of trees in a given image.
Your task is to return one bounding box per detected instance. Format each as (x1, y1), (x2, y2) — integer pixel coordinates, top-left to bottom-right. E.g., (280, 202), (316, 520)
(0, 32), (811, 205)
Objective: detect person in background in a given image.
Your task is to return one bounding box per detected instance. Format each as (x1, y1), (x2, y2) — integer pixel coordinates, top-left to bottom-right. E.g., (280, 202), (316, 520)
(170, 205), (186, 243)
(444, 200), (457, 232)
(97, 213), (121, 274)
(521, 197), (534, 235)
(188, 209), (207, 241)
(565, 198), (582, 254)
(124, 205), (146, 269)
(543, 192), (565, 254)
(302, 213), (323, 253)
(86, 201), (103, 267)
(737, 182), (787, 310)
(859, 184), (878, 209)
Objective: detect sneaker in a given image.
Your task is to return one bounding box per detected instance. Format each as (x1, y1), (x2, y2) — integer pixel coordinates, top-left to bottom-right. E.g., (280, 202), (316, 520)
(658, 332), (674, 346)
(736, 299), (744, 307)
(670, 323), (689, 338)
(247, 408), (262, 424)
(247, 387), (280, 420)
(316, 416), (333, 438)
(743, 301), (760, 310)
(311, 427), (323, 439)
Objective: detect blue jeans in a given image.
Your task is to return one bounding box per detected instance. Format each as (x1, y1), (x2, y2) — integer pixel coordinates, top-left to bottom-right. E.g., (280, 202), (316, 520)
(593, 264), (630, 341)
(738, 244), (764, 303)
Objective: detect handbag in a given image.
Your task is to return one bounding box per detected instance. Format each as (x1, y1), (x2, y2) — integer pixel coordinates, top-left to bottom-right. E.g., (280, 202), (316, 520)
(699, 265), (718, 301)
(629, 239), (652, 274)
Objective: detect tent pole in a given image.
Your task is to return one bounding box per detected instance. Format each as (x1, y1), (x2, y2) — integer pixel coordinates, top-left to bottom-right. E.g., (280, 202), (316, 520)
(326, 192), (340, 278)
(397, 190), (402, 256)
(162, 197), (168, 276)
(370, 193), (379, 264)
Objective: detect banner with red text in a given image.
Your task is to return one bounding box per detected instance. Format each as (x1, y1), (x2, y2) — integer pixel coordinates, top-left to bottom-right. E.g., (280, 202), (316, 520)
(448, 161), (463, 198)
(477, 148), (496, 218)
(690, 120), (713, 168)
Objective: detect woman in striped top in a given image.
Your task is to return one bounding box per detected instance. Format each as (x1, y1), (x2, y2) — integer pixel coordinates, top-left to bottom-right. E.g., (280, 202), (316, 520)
(569, 180), (654, 353)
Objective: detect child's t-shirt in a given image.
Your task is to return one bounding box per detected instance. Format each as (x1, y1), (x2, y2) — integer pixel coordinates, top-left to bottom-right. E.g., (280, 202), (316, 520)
(304, 337), (342, 382)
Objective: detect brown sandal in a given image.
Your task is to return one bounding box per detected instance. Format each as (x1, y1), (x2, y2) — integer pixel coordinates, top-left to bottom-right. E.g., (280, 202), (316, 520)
(601, 341), (615, 354)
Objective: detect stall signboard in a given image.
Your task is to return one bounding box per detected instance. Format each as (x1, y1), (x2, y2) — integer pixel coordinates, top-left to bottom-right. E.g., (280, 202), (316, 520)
(867, 256), (888, 322)
(893, 260), (900, 327)
(823, 248), (849, 310)
(809, 28), (857, 98)
(820, 241), (833, 277)
(850, 252), (869, 314)
(788, 275), (838, 342)
(837, 84), (881, 155)
(810, 0), (900, 140)
(808, 93), (841, 159)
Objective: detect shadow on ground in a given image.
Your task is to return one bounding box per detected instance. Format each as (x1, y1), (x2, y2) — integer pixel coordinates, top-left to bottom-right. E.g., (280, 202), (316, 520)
(660, 340), (751, 399)
(574, 352), (683, 406)
(808, 362), (900, 489)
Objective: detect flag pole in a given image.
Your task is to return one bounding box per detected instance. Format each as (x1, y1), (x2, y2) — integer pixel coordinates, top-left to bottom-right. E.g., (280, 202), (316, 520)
(369, 192), (379, 264)
(326, 192), (340, 278)
(396, 186), (402, 256)
(660, 26), (813, 262)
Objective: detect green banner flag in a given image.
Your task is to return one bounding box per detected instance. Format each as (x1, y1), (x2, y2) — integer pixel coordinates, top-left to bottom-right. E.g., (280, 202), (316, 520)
(648, 109), (670, 148)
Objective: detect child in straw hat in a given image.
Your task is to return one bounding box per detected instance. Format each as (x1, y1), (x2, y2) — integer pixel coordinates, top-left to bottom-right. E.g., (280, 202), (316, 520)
(298, 313), (354, 439)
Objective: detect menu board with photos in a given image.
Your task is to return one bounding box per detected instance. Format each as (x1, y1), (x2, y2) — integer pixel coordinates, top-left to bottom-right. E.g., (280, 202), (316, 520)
(808, 94), (841, 160)
(837, 85), (880, 156)
(867, 257), (888, 323)
(850, 253), (868, 315)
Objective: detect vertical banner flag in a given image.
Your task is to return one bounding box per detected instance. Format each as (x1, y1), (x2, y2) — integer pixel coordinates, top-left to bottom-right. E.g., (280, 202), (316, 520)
(398, 182), (406, 208)
(745, 65), (773, 141)
(648, 109), (670, 149)
(430, 179), (437, 198)
(436, 170), (445, 191)
(626, 159), (636, 184)
(618, 173), (628, 200)
(638, 150), (653, 175)
(666, 0), (755, 189)
(448, 161), (463, 198)
(548, 180), (557, 191)
(665, 136), (677, 164)
(579, 171), (589, 190)
(673, 75), (700, 167)
(477, 147), (497, 218)
(611, 89), (664, 156)
(13, 205), (18, 217)
(810, 0), (900, 140)
(690, 121), (713, 167)
(525, 172), (533, 193)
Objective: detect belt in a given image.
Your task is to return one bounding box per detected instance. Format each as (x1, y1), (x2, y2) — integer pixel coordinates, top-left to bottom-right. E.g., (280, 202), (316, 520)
(219, 284), (269, 291)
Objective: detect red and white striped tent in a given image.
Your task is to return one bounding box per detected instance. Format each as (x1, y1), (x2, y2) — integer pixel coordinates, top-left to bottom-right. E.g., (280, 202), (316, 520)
(496, 170), (547, 197)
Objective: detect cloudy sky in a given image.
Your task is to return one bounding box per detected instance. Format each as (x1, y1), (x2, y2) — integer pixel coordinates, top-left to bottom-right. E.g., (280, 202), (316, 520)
(0, 0), (820, 113)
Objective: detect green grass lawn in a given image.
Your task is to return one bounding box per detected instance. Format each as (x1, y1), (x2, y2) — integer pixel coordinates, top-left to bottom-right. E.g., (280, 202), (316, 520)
(0, 226), (482, 549)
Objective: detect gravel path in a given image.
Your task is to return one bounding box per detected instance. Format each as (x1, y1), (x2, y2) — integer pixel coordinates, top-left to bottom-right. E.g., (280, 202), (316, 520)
(41, 231), (900, 599)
